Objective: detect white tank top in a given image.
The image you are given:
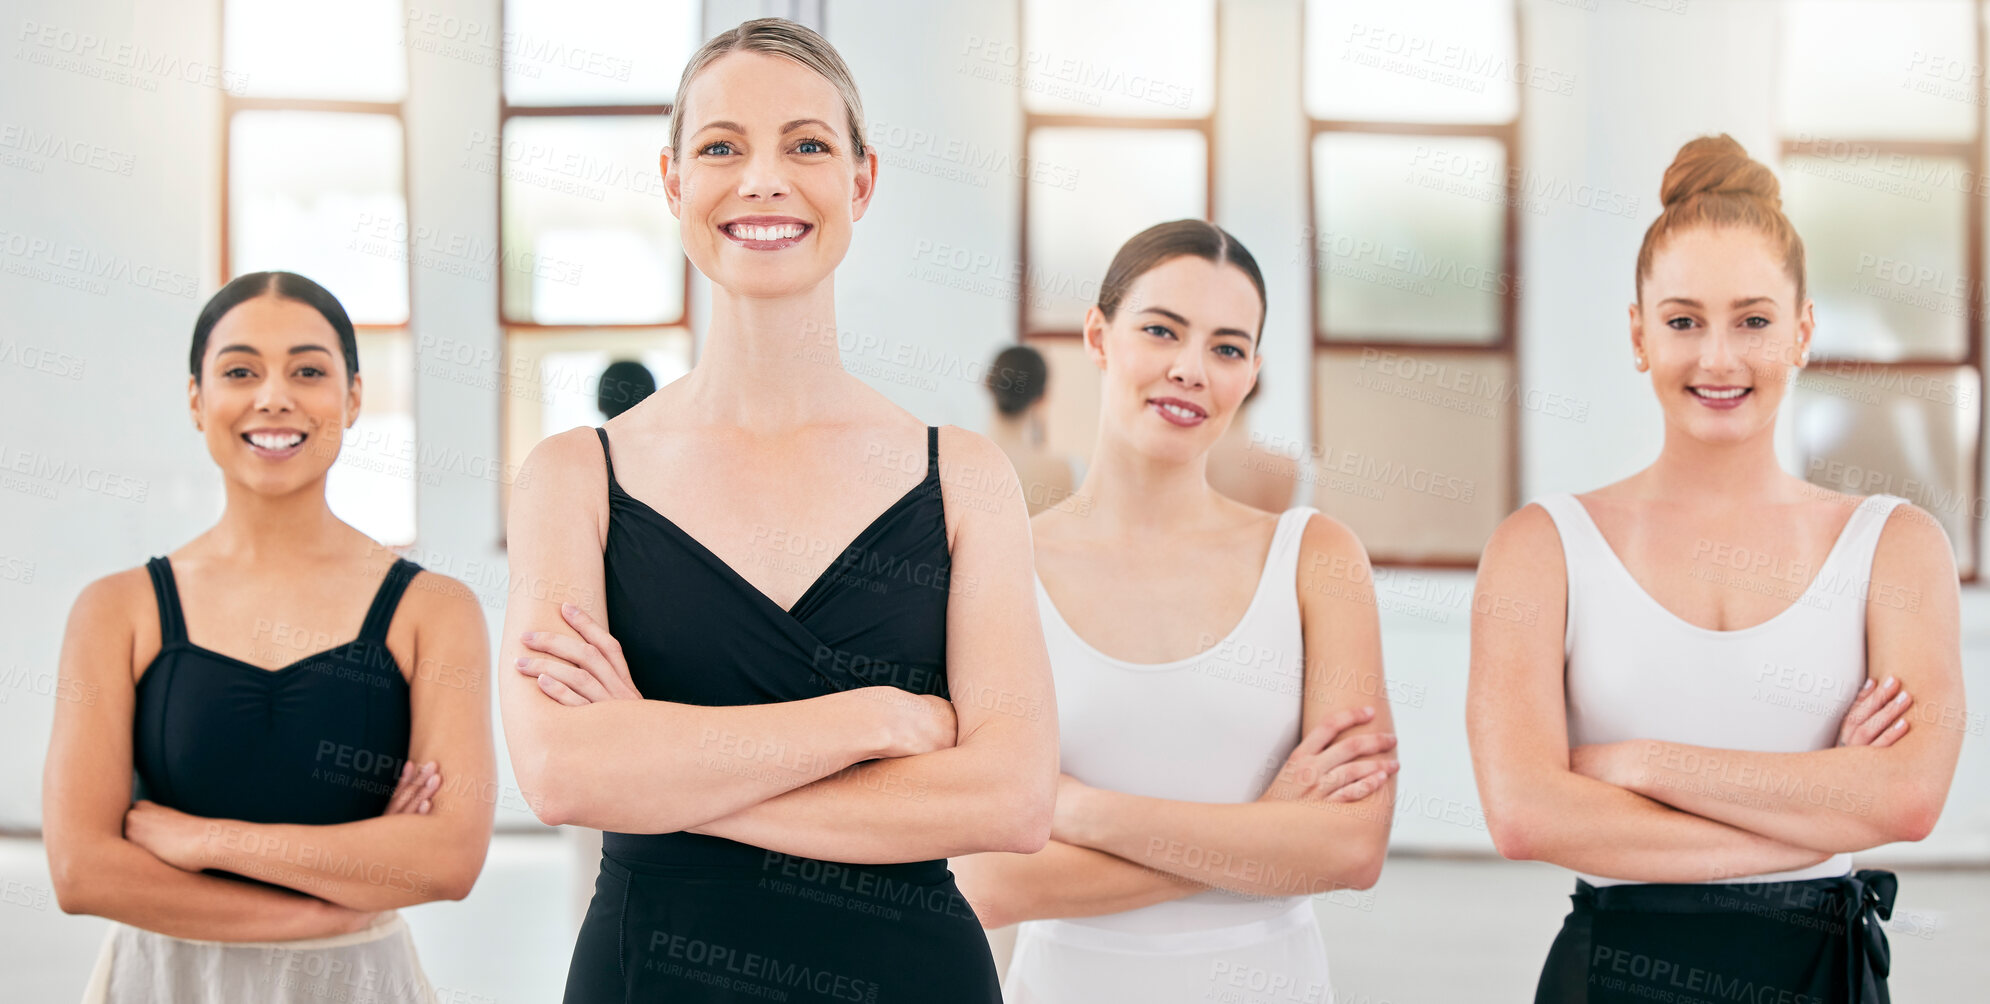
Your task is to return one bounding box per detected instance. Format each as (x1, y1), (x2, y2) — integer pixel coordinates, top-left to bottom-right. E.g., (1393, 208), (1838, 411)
(1033, 505), (1318, 934)
(1532, 491), (1907, 887)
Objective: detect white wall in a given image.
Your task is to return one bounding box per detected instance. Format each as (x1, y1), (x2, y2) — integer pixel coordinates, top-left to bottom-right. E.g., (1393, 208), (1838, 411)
(2, 0), (1984, 869)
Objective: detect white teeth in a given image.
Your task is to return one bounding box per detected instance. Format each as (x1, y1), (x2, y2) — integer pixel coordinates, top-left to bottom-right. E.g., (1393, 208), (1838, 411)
(728, 223), (805, 241)
(1693, 387), (1749, 400)
(248, 432), (304, 449)
(1158, 403), (1200, 420)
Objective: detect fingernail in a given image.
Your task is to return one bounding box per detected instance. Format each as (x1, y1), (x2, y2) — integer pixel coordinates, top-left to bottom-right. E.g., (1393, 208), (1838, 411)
(1892, 693), (1907, 704)
(1362, 706), (1374, 715)
(516, 657), (530, 669)
(1883, 676), (1895, 689)
(520, 631), (536, 644)
(1893, 719), (1906, 729)
(1860, 679), (1874, 693)
(562, 602), (577, 615)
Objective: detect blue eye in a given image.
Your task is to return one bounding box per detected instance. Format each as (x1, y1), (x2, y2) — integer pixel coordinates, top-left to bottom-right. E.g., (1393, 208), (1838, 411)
(1216, 344), (1246, 359)
(1143, 324), (1175, 339)
(795, 138), (830, 155)
(699, 141), (735, 156)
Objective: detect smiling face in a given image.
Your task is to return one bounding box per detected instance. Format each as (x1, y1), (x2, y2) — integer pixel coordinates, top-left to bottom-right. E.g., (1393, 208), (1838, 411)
(1084, 255), (1264, 464)
(662, 50), (876, 300)
(1632, 225), (1813, 445)
(188, 295), (358, 491)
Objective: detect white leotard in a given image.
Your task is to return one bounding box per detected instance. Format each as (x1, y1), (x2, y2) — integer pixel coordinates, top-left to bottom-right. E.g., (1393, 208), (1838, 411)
(1005, 506), (1336, 1004)
(1532, 491), (1907, 888)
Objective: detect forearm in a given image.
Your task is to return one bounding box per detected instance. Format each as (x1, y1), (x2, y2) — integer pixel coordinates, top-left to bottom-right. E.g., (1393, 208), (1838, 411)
(1489, 769), (1832, 882)
(529, 691), (894, 832)
(1622, 741), (1924, 852)
(1060, 787), (1392, 898)
(59, 837), (360, 942)
(950, 841), (1204, 929)
(689, 736), (1052, 863)
(191, 815), (477, 911)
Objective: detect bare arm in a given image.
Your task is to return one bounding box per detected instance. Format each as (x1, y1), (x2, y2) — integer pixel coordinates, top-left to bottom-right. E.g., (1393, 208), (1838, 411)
(497, 428), (927, 832)
(43, 574), (375, 941)
(949, 840), (1205, 930)
(1596, 505), (1965, 853)
(152, 574), (500, 910)
(1467, 505), (1835, 883)
(682, 429), (1060, 861)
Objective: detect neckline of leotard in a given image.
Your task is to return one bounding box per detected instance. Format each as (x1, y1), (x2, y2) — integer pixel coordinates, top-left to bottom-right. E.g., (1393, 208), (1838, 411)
(1554, 492), (1895, 638)
(142, 555), (418, 682)
(597, 424), (942, 620)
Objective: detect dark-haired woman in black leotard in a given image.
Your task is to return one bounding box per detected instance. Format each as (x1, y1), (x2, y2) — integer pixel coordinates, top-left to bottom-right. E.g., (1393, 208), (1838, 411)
(496, 18), (1058, 1004)
(44, 271), (498, 1003)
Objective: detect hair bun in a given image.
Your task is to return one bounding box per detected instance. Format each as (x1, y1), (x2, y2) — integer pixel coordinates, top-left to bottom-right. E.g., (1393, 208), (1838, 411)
(1658, 133), (1780, 210)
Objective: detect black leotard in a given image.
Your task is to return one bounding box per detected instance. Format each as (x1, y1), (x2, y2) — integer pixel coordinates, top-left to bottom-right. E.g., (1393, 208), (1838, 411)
(561, 425), (1001, 1003)
(134, 556), (422, 825)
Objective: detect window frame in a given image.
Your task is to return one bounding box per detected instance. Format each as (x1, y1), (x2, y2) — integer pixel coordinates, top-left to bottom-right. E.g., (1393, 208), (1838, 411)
(1774, 0), (1988, 582)
(1300, 0), (1526, 569)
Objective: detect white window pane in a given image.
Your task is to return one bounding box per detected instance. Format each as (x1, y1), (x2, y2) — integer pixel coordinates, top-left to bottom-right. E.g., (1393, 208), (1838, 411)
(1304, 0), (1521, 124)
(1781, 151), (1970, 361)
(499, 328), (694, 528)
(502, 0), (699, 105)
(1025, 128), (1207, 332)
(1780, 0), (1976, 142)
(1019, 0), (1215, 117)
(499, 116), (682, 324)
(327, 331), (416, 547)
(230, 111), (408, 325)
(1793, 363), (1977, 577)
(1313, 348), (1510, 563)
(1312, 132), (1508, 342)
(224, 0), (405, 101)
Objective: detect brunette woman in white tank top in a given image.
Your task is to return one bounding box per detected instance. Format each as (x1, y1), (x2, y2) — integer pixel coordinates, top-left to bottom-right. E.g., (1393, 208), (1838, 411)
(1467, 135), (1966, 1004)
(951, 221), (1402, 1004)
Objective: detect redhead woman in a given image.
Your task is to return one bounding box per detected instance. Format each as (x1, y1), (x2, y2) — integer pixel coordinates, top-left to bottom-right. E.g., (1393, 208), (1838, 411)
(951, 220), (1400, 1004)
(44, 271), (497, 1003)
(1468, 135), (1965, 1003)
(495, 18), (1058, 1004)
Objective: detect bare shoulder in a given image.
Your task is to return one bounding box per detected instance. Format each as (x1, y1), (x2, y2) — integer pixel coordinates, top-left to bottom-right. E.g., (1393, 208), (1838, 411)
(1480, 502), (1566, 581)
(70, 564), (151, 633)
(934, 425), (1022, 547)
(399, 567), (487, 635)
(1295, 507), (1367, 566)
(512, 425), (615, 538)
(64, 564), (154, 682)
(1871, 498), (1957, 581)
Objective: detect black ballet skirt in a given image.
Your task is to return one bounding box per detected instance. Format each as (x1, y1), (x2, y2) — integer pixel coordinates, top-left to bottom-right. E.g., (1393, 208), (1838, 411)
(1534, 871), (1897, 1004)
(562, 425), (1001, 1003)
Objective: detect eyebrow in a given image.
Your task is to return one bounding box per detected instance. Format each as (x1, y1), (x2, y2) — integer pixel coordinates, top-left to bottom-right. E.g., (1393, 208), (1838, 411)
(1138, 307), (1253, 341)
(1656, 296), (1777, 310)
(694, 118), (836, 136)
(214, 344), (335, 357)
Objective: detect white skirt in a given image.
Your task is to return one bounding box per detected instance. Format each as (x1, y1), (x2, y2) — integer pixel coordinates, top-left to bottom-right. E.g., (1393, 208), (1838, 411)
(1003, 899), (1334, 1004)
(79, 910), (436, 1004)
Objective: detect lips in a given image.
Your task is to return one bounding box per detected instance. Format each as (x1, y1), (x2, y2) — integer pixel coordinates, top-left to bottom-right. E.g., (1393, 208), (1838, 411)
(1149, 397), (1207, 427)
(720, 216), (812, 250)
(1688, 386), (1751, 410)
(242, 429), (307, 459)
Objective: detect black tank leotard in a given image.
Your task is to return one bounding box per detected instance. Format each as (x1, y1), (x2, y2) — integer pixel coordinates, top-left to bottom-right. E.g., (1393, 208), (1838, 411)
(562, 425), (1001, 1004)
(134, 556), (422, 826)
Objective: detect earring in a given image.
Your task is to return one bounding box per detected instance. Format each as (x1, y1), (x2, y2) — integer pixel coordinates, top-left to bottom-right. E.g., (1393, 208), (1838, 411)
(1634, 353), (1646, 369)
